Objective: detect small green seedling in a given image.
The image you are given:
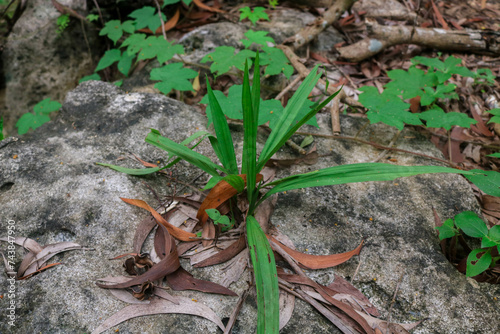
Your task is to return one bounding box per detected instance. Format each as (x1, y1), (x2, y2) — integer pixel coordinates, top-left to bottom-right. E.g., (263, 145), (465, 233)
(239, 7), (270, 25)
(56, 14), (70, 34)
(205, 209), (235, 232)
(436, 211), (500, 277)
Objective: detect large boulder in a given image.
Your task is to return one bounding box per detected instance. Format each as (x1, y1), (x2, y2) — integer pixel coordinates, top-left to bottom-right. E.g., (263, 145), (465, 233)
(0, 81), (498, 333)
(1, 0), (101, 136)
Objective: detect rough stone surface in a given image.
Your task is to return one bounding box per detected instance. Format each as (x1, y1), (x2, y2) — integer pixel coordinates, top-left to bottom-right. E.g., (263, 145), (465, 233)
(1, 0), (102, 136)
(0, 81), (499, 333)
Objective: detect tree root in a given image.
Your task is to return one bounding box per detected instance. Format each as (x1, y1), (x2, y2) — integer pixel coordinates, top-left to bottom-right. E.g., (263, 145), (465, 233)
(338, 20), (500, 62)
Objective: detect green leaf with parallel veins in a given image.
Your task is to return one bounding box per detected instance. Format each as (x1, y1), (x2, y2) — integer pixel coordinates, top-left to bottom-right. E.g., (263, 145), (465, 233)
(0, 117), (3, 140)
(487, 153), (500, 158)
(486, 108), (500, 124)
(33, 98), (62, 115)
(454, 211), (488, 238)
(201, 47), (255, 76)
(99, 20), (135, 44)
(419, 107), (477, 131)
(239, 6), (269, 25)
(259, 46), (294, 79)
(246, 215), (279, 333)
(241, 30), (275, 48)
(464, 170), (500, 197)
(129, 6), (166, 32)
(435, 218), (459, 240)
(466, 249), (492, 277)
(136, 36), (184, 64)
(150, 63), (198, 95)
(359, 86), (422, 130)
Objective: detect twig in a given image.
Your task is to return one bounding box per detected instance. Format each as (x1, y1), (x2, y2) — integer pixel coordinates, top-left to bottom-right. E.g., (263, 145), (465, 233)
(350, 257), (362, 283)
(223, 286), (250, 334)
(285, 0), (357, 50)
(261, 126), (306, 155)
(91, 0), (104, 27)
(275, 76), (301, 101)
(386, 271), (405, 334)
(294, 130), (457, 167)
(154, 0), (167, 41)
(371, 129), (402, 163)
(80, 18), (93, 66)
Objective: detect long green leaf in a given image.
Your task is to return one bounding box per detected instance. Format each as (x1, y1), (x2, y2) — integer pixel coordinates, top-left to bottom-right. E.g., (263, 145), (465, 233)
(259, 163), (480, 203)
(206, 77), (238, 174)
(242, 55), (260, 213)
(146, 129), (228, 177)
(99, 130), (210, 176)
(246, 215), (279, 334)
(257, 66), (322, 170)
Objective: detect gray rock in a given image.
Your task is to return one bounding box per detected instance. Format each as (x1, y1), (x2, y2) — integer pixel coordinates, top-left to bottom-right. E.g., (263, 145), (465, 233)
(1, 0), (102, 136)
(0, 81), (498, 333)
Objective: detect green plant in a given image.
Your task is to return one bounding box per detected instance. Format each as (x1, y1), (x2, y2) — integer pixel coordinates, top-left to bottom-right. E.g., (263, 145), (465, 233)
(16, 98), (62, 135)
(0, 116), (4, 140)
(436, 211), (500, 277)
(358, 55), (494, 131)
(104, 53), (500, 333)
(239, 6), (270, 25)
(56, 14), (70, 34)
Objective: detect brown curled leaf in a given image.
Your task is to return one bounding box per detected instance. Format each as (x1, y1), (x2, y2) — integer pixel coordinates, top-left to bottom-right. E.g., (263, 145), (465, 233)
(194, 235), (246, 267)
(121, 198), (197, 242)
(268, 235), (364, 269)
(197, 174), (263, 224)
(167, 267), (237, 296)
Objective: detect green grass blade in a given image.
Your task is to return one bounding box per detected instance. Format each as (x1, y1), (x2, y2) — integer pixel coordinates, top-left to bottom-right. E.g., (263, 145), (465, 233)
(246, 215), (279, 334)
(259, 163), (480, 203)
(257, 87), (341, 172)
(242, 56), (259, 212)
(146, 129), (228, 177)
(258, 66), (322, 170)
(206, 77), (238, 174)
(97, 164), (161, 175)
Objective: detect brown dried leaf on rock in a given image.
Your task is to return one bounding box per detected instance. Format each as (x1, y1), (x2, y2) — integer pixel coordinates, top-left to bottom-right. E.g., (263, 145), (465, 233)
(91, 296), (226, 334)
(219, 250), (248, 288)
(193, 235), (246, 267)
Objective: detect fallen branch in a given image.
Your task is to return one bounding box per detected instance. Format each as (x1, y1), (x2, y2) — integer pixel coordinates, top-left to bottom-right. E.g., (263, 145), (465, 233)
(284, 0), (357, 50)
(338, 20), (500, 62)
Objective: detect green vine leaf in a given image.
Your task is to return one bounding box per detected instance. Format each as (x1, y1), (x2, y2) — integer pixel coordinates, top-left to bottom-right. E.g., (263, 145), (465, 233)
(16, 98), (62, 135)
(486, 108), (500, 124)
(99, 20), (135, 44)
(150, 63), (198, 95)
(358, 86), (422, 130)
(241, 30), (275, 48)
(79, 73), (101, 83)
(435, 218), (459, 240)
(419, 107), (477, 131)
(201, 46), (254, 76)
(121, 33), (147, 55)
(385, 67), (437, 99)
(259, 46), (294, 79)
(136, 36), (185, 64)
(129, 6), (166, 32)
(420, 84), (457, 106)
(239, 6), (269, 25)
(95, 49), (121, 71)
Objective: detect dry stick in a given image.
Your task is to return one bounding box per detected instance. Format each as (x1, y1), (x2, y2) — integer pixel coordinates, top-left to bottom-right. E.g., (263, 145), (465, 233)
(91, 0), (104, 26)
(154, 0), (167, 41)
(338, 20), (500, 62)
(223, 287), (250, 334)
(386, 271), (405, 334)
(294, 130), (456, 166)
(286, 0), (357, 51)
(371, 129), (402, 163)
(275, 76), (301, 101)
(427, 130), (500, 150)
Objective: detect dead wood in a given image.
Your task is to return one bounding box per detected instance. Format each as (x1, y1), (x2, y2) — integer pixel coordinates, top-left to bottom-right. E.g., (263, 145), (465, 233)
(284, 0), (357, 50)
(338, 20), (500, 62)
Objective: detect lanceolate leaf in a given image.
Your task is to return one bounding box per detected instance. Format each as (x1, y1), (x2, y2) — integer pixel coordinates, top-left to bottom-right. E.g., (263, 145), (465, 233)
(146, 129), (226, 177)
(257, 66), (322, 170)
(464, 170), (500, 196)
(454, 211), (488, 238)
(261, 163), (480, 203)
(97, 164), (161, 175)
(206, 78), (238, 174)
(466, 249), (492, 277)
(246, 216), (279, 334)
